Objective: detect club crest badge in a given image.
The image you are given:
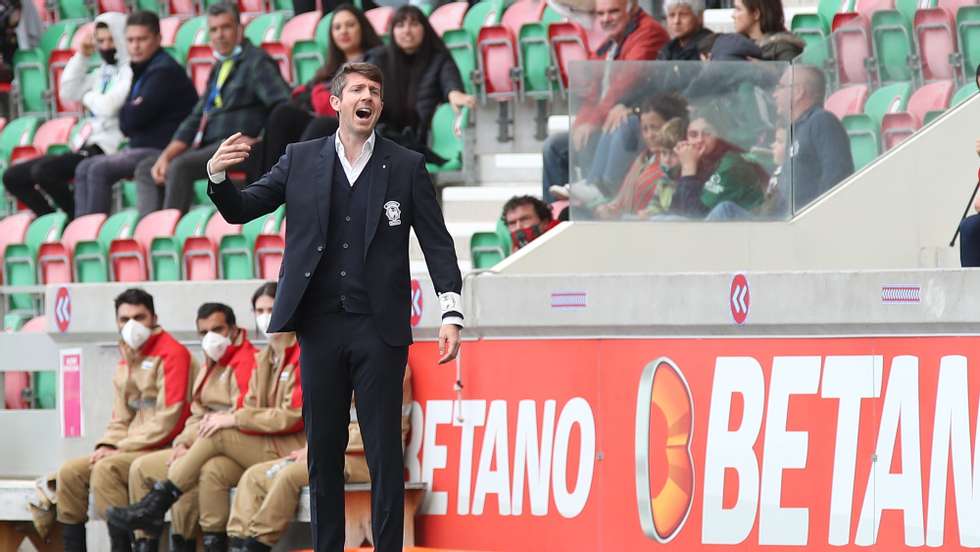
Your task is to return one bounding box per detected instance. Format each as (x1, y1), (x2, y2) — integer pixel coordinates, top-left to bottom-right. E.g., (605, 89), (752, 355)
(384, 201), (402, 226)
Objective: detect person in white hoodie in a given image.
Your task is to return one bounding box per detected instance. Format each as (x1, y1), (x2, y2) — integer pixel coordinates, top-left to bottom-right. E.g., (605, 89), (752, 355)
(1, 11), (130, 218)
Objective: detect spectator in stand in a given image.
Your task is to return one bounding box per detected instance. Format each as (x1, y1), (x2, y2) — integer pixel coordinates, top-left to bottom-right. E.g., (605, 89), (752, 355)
(0, 0), (42, 86)
(502, 195), (558, 252)
(541, 0), (669, 202)
(958, 138), (980, 266)
(669, 109), (768, 217)
(731, 0), (803, 61)
(637, 119), (686, 217)
(73, 11), (198, 217)
(259, 4), (382, 175)
(2, 12), (130, 217)
(110, 302), (260, 552)
(55, 289), (195, 552)
(658, 0), (714, 61)
(706, 125), (789, 220)
(134, 2), (289, 218)
(365, 5), (476, 164)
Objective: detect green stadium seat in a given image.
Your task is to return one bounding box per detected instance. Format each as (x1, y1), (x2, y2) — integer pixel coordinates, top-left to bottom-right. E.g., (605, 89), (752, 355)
(270, 0), (292, 11)
(541, 5), (562, 25)
(950, 81), (977, 106)
(219, 204), (284, 279)
(464, 0), (505, 37)
(315, 11), (334, 51)
(3, 211), (68, 312)
(13, 20), (81, 113)
(150, 206), (214, 280)
(895, 0), (919, 22)
(245, 12), (287, 46)
(957, 5), (980, 83)
(871, 10), (915, 83)
(427, 104), (465, 173)
(2, 312), (30, 331)
(119, 179), (137, 208)
(519, 22), (555, 99)
(291, 40), (323, 84)
(791, 13), (832, 69)
(863, 80), (913, 128)
(444, 28), (477, 95)
(193, 178), (210, 205)
(470, 231), (506, 268)
(57, 0), (91, 19)
(0, 116), (41, 173)
(174, 16), (208, 64)
(842, 114), (880, 171)
(73, 209), (138, 283)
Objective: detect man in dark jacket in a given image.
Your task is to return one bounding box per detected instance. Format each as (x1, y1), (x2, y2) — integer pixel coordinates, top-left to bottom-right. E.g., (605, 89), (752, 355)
(657, 0), (714, 61)
(72, 10), (198, 217)
(134, 2), (289, 218)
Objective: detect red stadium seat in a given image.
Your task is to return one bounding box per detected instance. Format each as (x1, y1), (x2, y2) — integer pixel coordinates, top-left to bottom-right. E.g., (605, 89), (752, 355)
(10, 116), (77, 163)
(186, 45), (217, 96)
(254, 234), (284, 280)
(183, 214), (241, 280)
(548, 22), (589, 91)
(914, 7), (960, 81)
(48, 49), (82, 113)
(854, 0), (895, 17)
(825, 84), (869, 119)
(4, 315), (45, 409)
(239, 0), (269, 16)
(0, 212), (34, 284)
(832, 12), (874, 86)
(500, 0), (547, 35)
(365, 6), (394, 37)
(109, 209), (181, 281)
(37, 213), (106, 283)
(430, 1), (469, 36)
(170, 0), (198, 16)
(98, 0), (126, 12)
(33, 0), (54, 23)
(261, 10), (322, 84)
(160, 16), (183, 47)
(477, 26), (520, 100)
(881, 79), (954, 148)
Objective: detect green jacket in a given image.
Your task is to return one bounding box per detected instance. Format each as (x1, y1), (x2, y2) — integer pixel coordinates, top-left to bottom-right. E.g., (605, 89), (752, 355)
(698, 152), (765, 211)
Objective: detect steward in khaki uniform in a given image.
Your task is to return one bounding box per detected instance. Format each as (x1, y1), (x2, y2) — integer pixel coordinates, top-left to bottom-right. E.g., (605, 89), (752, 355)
(227, 365), (413, 552)
(57, 288), (194, 552)
(121, 302), (256, 552)
(110, 295), (305, 551)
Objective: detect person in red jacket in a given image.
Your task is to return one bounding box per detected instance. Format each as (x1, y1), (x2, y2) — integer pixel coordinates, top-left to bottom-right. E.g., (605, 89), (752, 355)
(542, 0), (669, 203)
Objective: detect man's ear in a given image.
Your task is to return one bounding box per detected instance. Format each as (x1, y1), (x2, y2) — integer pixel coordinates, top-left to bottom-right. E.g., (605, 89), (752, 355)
(330, 93), (341, 113)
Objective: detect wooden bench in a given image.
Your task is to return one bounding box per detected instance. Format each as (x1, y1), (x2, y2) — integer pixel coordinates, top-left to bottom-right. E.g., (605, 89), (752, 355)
(0, 480), (60, 552)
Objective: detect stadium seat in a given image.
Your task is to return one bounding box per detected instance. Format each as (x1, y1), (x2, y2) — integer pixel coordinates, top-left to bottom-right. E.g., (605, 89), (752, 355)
(792, 13), (833, 69)
(160, 16), (184, 50)
(519, 22), (555, 100)
(464, 0), (505, 37)
(427, 104), (465, 173)
(48, 48), (82, 113)
(262, 10), (321, 84)
(871, 9), (916, 83)
(18, 315), (55, 409)
(831, 12), (874, 87)
(183, 213), (241, 280)
(843, 114), (880, 170)
(957, 5), (980, 82)
(149, 206), (214, 280)
(109, 208), (181, 281)
(365, 6), (395, 37)
(290, 11), (332, 85)
(881, 78), (954, 148)
(548, 22), (589, 92)
(839, 81), (911, 169)
(865, 80), (914, 125)
(73, 209), (138, 282)
(914, 7), (960, 82)
(57, 0), (91, 19)
(219, 204), (283, 279)
(0, 212), (34, 283)
(173, 15), (208, 64)
(825, 84), (869, 119)
(186, 44), (217, 95)
(477, 25), (520, 101)
(170, 0), (198, 17)
(237, 0), (269, 16)
(3, 212), (69, 312)
(501, 0), (547, 35)
(471, 231), (506, 268)
(950, 80), (976, 105)
(254, 220), (285, 279)
(444, 28), (478, 95)
(36, 213), (106, 283)
(429, 1), (468, 36)
(10, 116), (77, 163)
(13, 21), (80, 114)
(5, 317), (34, 408)
(245, 12), (287, 45)
(32, 0), (54, 23)
(0, 116), (41, 171)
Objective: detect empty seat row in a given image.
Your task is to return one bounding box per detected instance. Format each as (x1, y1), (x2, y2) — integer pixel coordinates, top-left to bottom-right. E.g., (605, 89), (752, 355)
(2, 315), (55, 411)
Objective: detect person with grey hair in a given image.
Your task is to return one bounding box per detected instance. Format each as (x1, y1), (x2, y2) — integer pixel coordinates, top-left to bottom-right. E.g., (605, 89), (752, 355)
(657, 0), (715, 60)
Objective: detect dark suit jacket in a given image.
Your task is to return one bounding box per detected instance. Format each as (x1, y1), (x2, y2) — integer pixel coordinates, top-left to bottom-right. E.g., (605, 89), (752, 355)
(208, 133), (462, 346)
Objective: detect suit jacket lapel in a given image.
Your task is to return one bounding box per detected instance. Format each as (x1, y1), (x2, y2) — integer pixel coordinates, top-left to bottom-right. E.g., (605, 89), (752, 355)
(315, 135), (334, 240)
(364, 136), (390, 260)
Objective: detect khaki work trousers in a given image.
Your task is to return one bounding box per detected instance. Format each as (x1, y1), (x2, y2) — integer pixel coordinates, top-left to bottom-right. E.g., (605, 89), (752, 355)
(128, 449), (200, 538)
(56, 452), (145, 524)
(226, 454), (367, 546)
(168, 428), (305, 532)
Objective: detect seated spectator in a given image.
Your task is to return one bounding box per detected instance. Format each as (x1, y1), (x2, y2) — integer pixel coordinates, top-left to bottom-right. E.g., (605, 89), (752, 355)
(638, 121), (685, 217)
(541, 0), (669, 202)
(3, 12), (130, 217)
(259, 3), (382, 174)
(669, 110), (768, 217)
(365, 5), (476, 164)
(731, 0), (803, 61)
(0, 0), (42, 86)
(134, 2), (289, 218)
(706, 125), (788, 220)
(55, 288), (194, 552)
(773, 64), (853, 210)
(73, 11), (198, 217)
(502, 195), (558, 252)
(658, 0), (714, 61)
(594, 102), (689, 219)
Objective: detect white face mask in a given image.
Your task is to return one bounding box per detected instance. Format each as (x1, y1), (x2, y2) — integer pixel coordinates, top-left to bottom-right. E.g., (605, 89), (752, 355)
(255, 313), (272, 338)
(121, 319), (152, 350)
(201, 331), (232, 362)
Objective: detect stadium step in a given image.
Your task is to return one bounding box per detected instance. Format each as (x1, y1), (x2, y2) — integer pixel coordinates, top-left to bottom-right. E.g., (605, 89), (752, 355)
(441, 184), (541, 223)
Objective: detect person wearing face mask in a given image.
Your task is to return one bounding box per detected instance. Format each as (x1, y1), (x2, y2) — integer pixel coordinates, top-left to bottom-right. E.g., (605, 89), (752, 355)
(54, 288), (195, 552)
(501, 195), (559, 252)
(113, 302), (255, 552)
(110, 298), (307, 552)
(1, 11), (132, 217)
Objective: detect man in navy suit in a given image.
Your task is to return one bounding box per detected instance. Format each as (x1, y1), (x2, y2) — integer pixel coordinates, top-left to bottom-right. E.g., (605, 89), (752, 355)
(109, 62), (463, 552)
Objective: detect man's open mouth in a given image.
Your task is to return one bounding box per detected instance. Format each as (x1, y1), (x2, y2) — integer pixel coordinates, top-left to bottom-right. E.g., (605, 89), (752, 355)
(355, 107), (373, 120)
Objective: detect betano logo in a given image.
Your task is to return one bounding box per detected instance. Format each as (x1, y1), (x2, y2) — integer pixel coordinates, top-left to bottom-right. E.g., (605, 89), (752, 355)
(634, 357), (695, 543)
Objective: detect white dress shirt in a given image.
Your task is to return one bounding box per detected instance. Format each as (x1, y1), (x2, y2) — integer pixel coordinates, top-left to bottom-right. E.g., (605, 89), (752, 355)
(335, 130), (375, 184)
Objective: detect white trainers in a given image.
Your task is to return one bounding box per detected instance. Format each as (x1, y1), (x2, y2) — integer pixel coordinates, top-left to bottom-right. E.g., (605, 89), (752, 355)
(548, 184), (570, 200)
(568, 180), (604, 204)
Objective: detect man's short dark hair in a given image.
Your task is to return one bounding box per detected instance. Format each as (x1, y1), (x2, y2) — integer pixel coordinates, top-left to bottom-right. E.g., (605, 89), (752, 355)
(793, 64), (826, 105)
(94, 21), (109, 31)
(115, 288), (155, 315)
(207, 2), (241, 23)
(126, 11), (160, 35)
(251, 282), (277, 309)
(501, 195), (552, 223)
(331, 61), (384, 98)
(197, 302), (237, 327)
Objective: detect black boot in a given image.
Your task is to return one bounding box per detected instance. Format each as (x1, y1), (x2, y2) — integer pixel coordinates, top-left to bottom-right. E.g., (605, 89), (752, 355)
(202, 532), (229, 552)
(243, 537), (272, 552)
(62, 522), (87, 552)
(228, 536), (247, 552)
(107, 524), (134, 552)
(171, 533), (197, 551)
(133, 536), (160, 552)
(105, 480), (182, 535)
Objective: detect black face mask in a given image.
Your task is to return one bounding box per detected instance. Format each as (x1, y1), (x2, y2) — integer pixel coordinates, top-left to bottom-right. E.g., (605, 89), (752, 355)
(99, 48), (117, 65)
